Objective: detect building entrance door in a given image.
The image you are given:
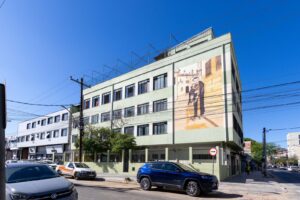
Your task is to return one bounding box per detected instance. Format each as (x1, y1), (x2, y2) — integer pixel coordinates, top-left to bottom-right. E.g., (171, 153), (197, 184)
(123, 150), (129, 172)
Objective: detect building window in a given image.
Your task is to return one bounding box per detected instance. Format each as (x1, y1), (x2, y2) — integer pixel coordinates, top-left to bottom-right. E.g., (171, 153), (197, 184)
(31, 134), (35, 141)
(61, 128), (68, 137)
(47, 117), (53, 125)
(137, 124), (149, 136)
(125, 84), (135, 98)
(113, 88), (122, 101)
(26, 135), (30, 141)
(102, 92), (111, 104)
(26, 123), (31, 129)
(153, 99), (167, 112)
(91, 114), (99, 124)
(153, 73), (167, 90)
(53, 130), (59, 138)
(46, 131), (52, 139)
(205, 60), (211, 77)
(72, 135), (78, 143)
(40, 132), (45, 139)
(31, 122), (36, 128)
(54, 115), (60, 123)
(124, 106), (135, 118)
(113, 128), (121, 133)
(153, 122), (167, 135)
(138, 79), (149, 95)
(21, 136), (25, 142)
(92, 96), (100, 107)
(41, 119), (46, 126)
(101, 112), (110, 122)
(62, 113), (68, 121)
(113, 109), (122, 120)
(124, 126), (134, 136)
(84, 99), (90, 109)
(137, 103), (149, 115)
(36, 133), (40, 139)
(83, 117), (90, 125)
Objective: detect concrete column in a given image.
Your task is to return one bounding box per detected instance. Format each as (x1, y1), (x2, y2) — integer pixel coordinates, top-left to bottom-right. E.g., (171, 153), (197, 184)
(189, 147), (193, 163)
(82, 152), (85, 162)
(94, 152), (97, 162)
(63, 153), (66, 162)
(165, 147), (169, 161)
(121, 150), (125, 165)
(129, 149), (132, 164)
(145, 148), (148, 162)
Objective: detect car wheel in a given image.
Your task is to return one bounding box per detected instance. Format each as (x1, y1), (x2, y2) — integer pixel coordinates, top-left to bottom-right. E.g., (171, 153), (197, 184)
(140, 177), (151, 190)
(74, 173), (80, 180)
(57, 170), (62, 175)
(186, 181), (201, 197)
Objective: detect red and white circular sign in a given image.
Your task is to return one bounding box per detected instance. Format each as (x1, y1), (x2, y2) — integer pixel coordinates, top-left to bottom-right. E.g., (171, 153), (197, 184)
(209, 148), (217, 156)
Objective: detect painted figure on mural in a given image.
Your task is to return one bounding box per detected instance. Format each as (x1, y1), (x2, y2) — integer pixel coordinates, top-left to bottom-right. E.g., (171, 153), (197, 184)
(188, 76), (205, 119)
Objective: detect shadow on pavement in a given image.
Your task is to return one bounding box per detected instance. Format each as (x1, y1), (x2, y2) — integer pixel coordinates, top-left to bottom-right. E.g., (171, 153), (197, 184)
(222, 171), (273, 183)
(74, 184), (139, 193)
(151, 188), (243, 198)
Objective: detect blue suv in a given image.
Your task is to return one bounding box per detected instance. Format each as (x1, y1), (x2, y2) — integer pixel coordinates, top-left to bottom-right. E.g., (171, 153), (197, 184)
(137, 162), (218, 197)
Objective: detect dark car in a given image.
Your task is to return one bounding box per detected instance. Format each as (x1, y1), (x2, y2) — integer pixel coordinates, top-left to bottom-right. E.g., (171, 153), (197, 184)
(137, 162), (218, 197)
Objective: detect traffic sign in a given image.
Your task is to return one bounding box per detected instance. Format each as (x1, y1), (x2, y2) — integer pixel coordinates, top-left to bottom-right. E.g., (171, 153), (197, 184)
(209, 148), (217, 157)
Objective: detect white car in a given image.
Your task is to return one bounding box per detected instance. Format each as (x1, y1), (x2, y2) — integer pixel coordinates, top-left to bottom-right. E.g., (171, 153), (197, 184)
(56, 162), (97, 180)
(287, 166), (299, 172)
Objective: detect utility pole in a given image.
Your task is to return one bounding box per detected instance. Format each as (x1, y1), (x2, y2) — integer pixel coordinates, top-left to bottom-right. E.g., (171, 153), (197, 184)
(262, 127), (267, 177)
(70, 77), (90, 162)
(0, 83), (7, 200)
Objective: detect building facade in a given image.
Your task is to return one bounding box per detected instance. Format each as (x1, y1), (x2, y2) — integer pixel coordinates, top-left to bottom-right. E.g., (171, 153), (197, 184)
(71, 28), (243, 180)
(287, 132), (300, 165)
(5, 136), (18, 160)
(17, 109), (71, 162)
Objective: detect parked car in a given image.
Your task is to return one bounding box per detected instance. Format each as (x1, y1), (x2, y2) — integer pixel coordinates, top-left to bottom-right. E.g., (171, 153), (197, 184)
(5, 160), (18, 164)
(6, 162), (78, 200)
(56, 162), (97, 180)
(287, 166), (299, 172)
(37, 160), (58, 170)
(137, 161), (218, 197)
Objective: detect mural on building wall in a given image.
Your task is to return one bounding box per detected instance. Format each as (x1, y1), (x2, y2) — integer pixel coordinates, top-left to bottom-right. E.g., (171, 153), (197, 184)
(174, 55), (224, 131)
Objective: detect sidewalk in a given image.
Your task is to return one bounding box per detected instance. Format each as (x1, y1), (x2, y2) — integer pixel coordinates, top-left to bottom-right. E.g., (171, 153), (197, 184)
(97, 173), (137, 183)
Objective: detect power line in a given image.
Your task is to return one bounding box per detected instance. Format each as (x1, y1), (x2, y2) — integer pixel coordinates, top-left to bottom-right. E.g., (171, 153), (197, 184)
(7, 99), (72, 107)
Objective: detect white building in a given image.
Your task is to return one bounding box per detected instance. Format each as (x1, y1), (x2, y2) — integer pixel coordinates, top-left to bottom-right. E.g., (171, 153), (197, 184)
(5, 135), (18, 160)
(287, 132), (300, 165)
(17, 109), (71, 161)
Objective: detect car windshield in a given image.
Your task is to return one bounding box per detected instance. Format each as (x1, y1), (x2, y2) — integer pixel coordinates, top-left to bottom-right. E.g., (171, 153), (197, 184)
(74, 163), (89, 168)
(177, 163), (198, 172)
(6, 165), (59, 183)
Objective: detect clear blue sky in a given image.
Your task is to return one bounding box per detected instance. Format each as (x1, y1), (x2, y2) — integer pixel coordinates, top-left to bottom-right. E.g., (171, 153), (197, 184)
(1, 0), (300, 147)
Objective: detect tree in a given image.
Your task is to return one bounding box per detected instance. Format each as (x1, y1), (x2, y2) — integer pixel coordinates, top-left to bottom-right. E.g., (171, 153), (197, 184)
(110, 133), (137, 153)
(75, 126), (113, 156)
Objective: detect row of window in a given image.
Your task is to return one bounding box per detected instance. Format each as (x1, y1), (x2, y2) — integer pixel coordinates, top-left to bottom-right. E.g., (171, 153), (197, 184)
(123, 122), (168, 136)
(81, 99), (168, 125)
(83, 73), (168, 109)
(18, 128), (68, 142)
(26, 113), (69, 129)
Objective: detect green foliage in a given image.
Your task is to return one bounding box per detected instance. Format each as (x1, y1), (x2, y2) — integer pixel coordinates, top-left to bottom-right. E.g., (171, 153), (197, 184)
(75, 126), (136, 155)
(110, 133), (136, 153)
(274, 156), (298, 166)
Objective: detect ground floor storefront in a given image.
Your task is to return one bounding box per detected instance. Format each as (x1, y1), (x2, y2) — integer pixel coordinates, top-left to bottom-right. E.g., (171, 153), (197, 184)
(69, 144), (242, 180)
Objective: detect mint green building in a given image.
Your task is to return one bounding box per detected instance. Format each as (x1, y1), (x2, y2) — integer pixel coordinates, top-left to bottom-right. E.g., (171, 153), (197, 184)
(70, 28), (243, 180)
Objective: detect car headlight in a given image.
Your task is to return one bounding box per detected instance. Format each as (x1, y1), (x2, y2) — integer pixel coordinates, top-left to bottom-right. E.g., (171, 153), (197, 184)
(10, 193), (29, 200)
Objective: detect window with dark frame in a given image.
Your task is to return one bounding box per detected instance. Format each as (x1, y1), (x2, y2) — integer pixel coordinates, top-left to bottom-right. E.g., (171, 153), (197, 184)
(137, 124), (149, 136)
(153, 73), (167, 90)
(31, 122), (36, 128)
(113, 88), (122, 101)
(138, 79), (149, 94)
(61, 128), (68, 137)
(91, 114), (99, 124)
(53, 130), (59, 138)
(62, 113), (68, 121)
(137, 103), (149, 115)
(26, 123), (31, 129)
(46, 131), (52, 139)
(113, 109), (122, 120)
(47, 117), (53, 125)
(101, 112), (110, 122)
(84, 99), (90, 109)
(124, 126), (134, 136)
(41, 119), (46, 126)
(83, 117), (90, 125)
(153, 99), (167, 112)
(40, 132), (45, 139)
(153, 122), (167, 135)
(102, 92), (111, 104)
(125, 84), (135, 98)
(54, 115), (60, 123)
(124, 106), (135, 118)
(92, 96), (100, 107)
